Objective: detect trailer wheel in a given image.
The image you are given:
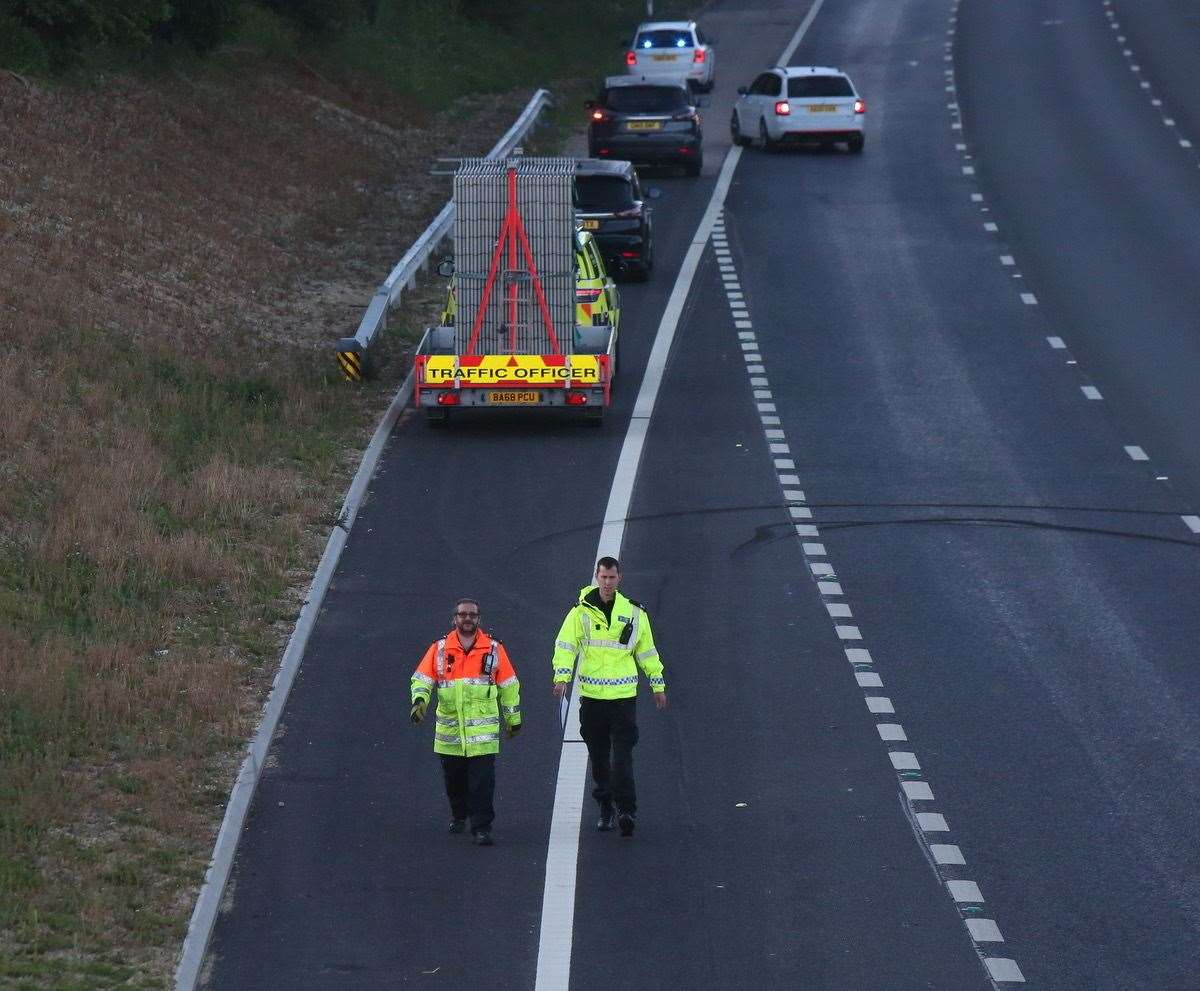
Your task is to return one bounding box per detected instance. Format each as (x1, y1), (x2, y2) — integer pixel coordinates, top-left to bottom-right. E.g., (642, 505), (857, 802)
(426, 409), (451, 427)
(582, 406), (604, 427)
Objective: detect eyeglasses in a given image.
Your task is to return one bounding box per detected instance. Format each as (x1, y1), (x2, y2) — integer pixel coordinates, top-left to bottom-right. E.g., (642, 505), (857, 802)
(455, 611), (480, 619)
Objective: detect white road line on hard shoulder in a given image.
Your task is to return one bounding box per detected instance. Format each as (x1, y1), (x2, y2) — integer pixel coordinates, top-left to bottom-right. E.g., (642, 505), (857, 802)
(534, 131), (749, 991)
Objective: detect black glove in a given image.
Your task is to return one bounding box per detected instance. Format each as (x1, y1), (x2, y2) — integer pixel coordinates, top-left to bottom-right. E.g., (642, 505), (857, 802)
(410, 698), (427, 725)
(506, 722), (521, 739)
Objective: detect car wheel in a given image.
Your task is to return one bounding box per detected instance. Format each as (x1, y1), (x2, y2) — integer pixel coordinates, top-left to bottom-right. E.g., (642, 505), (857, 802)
(759, 120), (775, 152)
(731, 112), (750, 147)
(848, 134), (865, 154)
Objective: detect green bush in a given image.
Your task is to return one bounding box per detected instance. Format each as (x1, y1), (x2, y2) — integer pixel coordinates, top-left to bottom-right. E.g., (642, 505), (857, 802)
(1, 0), (171, 52)
(155, 0), (239, 53)
(0, 11), (49, 72)
(230, 3), (299, 60)
(259, 0), (361, 35)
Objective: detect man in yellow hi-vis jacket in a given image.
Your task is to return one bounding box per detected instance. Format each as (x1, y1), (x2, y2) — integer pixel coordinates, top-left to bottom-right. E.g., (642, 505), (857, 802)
(551, 557), (666, 838)
(411, 598), (521, 846)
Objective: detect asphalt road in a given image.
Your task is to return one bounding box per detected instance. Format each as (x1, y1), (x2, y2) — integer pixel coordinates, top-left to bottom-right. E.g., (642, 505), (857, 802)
(203, 0), (1200, 988)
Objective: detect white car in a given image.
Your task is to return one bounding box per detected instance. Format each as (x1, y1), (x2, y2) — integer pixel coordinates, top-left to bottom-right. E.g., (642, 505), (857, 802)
(624, 20), (715, 92)
(731, 66), (865, 152)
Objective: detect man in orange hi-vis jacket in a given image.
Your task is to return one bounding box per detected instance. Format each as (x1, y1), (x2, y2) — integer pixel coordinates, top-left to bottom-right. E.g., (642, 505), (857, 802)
(410, 597), (521, 846)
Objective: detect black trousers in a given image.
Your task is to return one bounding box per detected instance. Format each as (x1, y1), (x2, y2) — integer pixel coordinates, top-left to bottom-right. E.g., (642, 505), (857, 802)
(579, 697), (639, 816)
(439, 754), (495, 832)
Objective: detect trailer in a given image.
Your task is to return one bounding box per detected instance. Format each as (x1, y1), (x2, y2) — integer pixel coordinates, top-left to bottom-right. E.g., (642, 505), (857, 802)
(413, 157), (617, 425)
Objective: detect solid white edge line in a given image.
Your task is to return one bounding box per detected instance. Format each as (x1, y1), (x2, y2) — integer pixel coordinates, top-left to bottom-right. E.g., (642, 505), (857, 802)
(174, 374), (414, 991)
(534, 144), (745, 991)
(779, 0), (827, 65)
(535, 6), (830, 986)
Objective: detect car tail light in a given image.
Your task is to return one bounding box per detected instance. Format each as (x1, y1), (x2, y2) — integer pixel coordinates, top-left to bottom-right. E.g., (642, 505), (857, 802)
(613, 206), (641, 218)
(854, 98), (866, 114)
(576, 288), (603, 302)
(625, 51), (637, 66)
(620, 250), (641, 258)
(565, 391), (588, 406)
(591, 109), (609, 122)
(437, 392), (460, 406)
(693, 49), (706, 63)
(671, 110), (700, 125)
(774, 100), (791, 116)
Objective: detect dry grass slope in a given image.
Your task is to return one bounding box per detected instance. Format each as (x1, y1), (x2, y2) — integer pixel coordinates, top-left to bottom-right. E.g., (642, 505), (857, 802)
(0, 63), (530, 987)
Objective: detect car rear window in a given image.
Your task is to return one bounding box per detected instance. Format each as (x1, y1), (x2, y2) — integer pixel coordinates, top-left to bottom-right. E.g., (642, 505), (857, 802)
(576, 176), (636, 212)
(604, 86), (688, 112)
(788, 76), (854, 98)
(635, 30), (694, 49)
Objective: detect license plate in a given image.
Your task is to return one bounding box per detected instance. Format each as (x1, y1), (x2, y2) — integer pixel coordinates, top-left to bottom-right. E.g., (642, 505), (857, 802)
(489, 391), (540, 405)
(627, 120), (662, 131)
(809, 104), (837, 113)
(582, 219), (600, 230)
(652, 54), (677, 61)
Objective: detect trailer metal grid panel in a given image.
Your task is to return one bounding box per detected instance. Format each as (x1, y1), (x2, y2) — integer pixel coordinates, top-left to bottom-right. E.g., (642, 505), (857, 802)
(454, 157), (577, 355)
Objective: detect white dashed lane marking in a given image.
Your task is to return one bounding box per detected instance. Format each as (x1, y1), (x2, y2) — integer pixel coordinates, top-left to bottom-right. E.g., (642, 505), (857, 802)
(711, 152), (1026, 983)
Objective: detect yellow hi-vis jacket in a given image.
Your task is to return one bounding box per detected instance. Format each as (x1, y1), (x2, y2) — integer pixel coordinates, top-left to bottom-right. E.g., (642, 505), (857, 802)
(552, 586), (665, 700)
(411, 629), (521, 757)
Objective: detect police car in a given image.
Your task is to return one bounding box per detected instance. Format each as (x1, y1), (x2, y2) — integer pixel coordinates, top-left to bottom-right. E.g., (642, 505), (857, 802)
(731, 66), (865, 153)
(624, 19), (716, 92)
(437, 229), (621, 334)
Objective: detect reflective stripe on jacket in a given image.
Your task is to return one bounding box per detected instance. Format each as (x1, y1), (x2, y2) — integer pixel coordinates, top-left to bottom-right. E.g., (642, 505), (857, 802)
(551, 585), (664, 701)
(411, 629), (521, 756)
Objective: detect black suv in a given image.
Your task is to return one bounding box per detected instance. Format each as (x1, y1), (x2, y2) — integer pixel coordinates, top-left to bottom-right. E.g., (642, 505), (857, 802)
(575, 159), (654, 281)
(586, 76), (703, 177)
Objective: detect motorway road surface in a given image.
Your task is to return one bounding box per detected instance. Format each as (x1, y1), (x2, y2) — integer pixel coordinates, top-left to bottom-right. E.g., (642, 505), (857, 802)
(203, 0), (1200, 987)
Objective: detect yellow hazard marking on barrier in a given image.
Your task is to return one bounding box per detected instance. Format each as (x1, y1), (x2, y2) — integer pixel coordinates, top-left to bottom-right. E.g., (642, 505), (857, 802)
(338, 351), (363, 381)
(422, 354), (601, 384)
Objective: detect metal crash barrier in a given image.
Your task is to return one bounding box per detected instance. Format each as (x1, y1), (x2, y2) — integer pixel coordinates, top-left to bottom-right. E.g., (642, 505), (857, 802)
(333, 89), (553, 380)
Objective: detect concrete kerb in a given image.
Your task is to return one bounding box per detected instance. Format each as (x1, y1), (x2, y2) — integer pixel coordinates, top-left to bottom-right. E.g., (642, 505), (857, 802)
(175, 86), (551, 991)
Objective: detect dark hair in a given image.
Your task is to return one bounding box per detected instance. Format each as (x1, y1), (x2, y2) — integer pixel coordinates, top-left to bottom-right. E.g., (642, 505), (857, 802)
(595, 556), (620, 573)
(454, 597), (480, 611)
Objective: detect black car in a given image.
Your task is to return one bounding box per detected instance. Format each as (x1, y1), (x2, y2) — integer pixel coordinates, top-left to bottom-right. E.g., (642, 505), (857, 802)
(586, 76), (703, 177)
(575, 159), (654, 281)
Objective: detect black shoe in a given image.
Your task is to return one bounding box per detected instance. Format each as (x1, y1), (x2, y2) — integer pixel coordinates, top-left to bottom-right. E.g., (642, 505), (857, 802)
(448, 818), (466, 834)
(597, 807), (615, 832)
(473, 830), (494, 847)
(618, 813), (635, 838)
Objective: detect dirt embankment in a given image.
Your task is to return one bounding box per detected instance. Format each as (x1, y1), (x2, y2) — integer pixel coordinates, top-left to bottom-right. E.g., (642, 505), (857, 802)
(0, 61), (532, 987)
